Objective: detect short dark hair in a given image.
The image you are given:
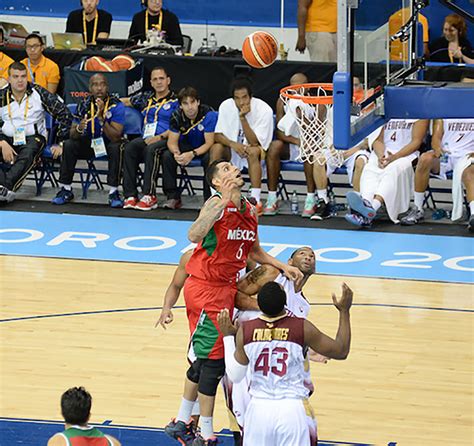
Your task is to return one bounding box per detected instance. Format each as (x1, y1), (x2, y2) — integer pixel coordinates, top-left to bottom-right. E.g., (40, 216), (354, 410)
(290, 246), (312, 259)
(61, 387), (92, 425)
(151, 66), (169, 77)
(258, 282), (287, 316)
(25, 33), (44, 46)
(178, 86), (200, 103)
(205, 159), (227, 189)
(460, 69), (474, 81)
(8, 61), (27, 75)
(231, 76), (253, 97)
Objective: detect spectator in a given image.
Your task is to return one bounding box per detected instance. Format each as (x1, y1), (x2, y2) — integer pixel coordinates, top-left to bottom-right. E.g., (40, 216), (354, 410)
(211, 77), (274, 214)
(129, 0), (183, 47)
(0, 62), (72, 202)
(121, 66), (179, 211)
(429, 14), (473, 63)
(47, 387), (121, 446)
(66, 0), (113, 45)
(0, 27), (5, 46)
(0, 49), (13, 88)
(344, 119), (429, 227)
(263, 72), (317, 217)
(51, 74), (125, 208)
(296, 0), (337, 62)
(163, 86), (218, 206)
(21, 34), (60, 94)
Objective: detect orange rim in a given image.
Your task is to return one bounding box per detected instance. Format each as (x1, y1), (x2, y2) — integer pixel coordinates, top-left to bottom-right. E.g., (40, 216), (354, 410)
(280, 83), (333, 105)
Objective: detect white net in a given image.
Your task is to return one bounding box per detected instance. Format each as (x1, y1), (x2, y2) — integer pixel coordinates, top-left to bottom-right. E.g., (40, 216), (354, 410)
(280, 84), (345, 167)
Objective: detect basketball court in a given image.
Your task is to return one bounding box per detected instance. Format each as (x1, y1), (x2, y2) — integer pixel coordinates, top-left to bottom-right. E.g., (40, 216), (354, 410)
(1, 0), (474, 445)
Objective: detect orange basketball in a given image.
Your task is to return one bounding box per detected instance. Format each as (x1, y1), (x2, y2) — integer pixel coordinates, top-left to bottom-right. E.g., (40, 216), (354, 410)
(242, 31), (278, 69)
(111, 54), (136, 71)
(84, 56), (114, 72)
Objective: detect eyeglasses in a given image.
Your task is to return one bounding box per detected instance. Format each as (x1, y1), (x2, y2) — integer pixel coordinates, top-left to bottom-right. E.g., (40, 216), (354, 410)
(25, 44), (42, 50)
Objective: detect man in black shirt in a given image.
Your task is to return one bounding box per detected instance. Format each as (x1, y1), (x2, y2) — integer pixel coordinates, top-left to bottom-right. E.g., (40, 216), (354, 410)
(128, 0), (183, 47)
(66, 0), (112, 45)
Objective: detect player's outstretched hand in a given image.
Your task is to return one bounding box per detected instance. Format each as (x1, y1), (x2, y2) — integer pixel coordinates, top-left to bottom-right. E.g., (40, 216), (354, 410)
(282, 264), (304, 282)
(217, 309), (237, 336)
(332, 282), (353, 312)
(155, 308), (174, 329)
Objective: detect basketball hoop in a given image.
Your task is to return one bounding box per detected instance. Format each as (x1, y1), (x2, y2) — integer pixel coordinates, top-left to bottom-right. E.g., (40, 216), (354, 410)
(279, 83), (344, 167)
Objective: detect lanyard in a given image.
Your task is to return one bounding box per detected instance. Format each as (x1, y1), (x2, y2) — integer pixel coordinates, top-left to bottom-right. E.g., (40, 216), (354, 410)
(90, 97), (110, 137)
(7, 91), (29, 128)
(144, 97), (168, 125)
(181, 114), (206, 136)
(83, 11), (99, 44)
(145, 10), (162, 33)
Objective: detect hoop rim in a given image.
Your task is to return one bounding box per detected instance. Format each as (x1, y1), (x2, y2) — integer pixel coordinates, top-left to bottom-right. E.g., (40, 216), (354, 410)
(280, 83), (333, 105)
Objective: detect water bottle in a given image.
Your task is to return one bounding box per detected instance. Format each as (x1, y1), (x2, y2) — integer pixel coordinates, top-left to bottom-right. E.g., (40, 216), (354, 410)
(209, 33), (218, 48)
(291, 191), (299, 215)
(328, 190), (338, 216)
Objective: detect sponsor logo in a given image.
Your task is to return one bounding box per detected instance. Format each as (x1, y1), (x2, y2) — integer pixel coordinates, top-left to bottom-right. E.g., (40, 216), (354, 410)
(127, 79), (143, 96)
(198, 124), (204, 131)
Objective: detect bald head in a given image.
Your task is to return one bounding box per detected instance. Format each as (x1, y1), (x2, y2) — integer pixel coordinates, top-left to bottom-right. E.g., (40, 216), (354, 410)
(290, 72), (308, 86)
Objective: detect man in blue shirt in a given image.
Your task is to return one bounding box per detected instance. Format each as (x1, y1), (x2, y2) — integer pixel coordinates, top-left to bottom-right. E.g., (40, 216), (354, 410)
(52, 73), (125, 207)
(164, 86), (218, 205)
(122, 67), (179, 211)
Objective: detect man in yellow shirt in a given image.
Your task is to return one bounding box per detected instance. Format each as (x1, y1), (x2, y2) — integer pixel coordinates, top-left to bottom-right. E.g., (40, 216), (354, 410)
(21, 34), (60, 94)
(296, 0), (337, 62)
(0, 51), (14, 88)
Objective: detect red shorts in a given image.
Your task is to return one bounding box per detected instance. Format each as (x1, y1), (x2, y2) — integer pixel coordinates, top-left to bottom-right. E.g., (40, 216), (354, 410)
(184, 276), (236, 360)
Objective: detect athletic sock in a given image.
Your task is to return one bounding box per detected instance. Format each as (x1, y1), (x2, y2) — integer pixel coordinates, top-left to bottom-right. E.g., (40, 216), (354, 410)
(414, 192), (425, 211)
(191, 400), (200, 417)
(251, 188), (261, 203)
(371, 199), (382, 212)
(61, 184), (72, 191)
(306, 192), (315, 200)
(176, 397), (195, 423)
(317, 189), (328, 204)
(109, 187), (118, 195)
(470, 201), (474, 216)
(267, 191), (277, 201)
(200, 416), (214, 440)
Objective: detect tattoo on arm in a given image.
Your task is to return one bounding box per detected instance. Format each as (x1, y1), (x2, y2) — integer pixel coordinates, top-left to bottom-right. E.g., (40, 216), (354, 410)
(188, 198), (226, 242)
(246, 265), (267, 284)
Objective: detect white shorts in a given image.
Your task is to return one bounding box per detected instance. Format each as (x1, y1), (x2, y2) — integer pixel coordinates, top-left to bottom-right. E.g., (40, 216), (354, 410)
(243, 398), (310, 446)
(432, 155), (473, 180)
(326, 149), (370, 185)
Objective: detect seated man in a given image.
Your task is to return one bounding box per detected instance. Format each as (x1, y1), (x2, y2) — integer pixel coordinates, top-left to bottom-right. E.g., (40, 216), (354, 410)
(400, 93), (474, 231)
(0, 62), (71, 202)
(52, 73), (125, 207)
(263, 72), (317, 218)
(47, 387), (121, 446)
(345, 118), (429, 227)
(121, 66), (179, 210)
(21, 34), (60, 94)
(128, 0), (183, 46)
(210, 77), (274, 214)
(66, 0), (113, 45)
(311, 77), (371, 220)
(164, 86), (218, 205)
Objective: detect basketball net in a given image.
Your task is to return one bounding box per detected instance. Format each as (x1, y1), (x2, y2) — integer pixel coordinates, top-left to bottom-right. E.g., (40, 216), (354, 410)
(280, 83), (344, 167)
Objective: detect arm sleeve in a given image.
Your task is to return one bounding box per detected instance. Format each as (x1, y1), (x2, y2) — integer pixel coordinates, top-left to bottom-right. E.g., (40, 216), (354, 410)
(223, 336), (248, 383)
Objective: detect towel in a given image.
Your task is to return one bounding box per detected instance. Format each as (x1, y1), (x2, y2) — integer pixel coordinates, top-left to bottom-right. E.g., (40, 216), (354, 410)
(451, 154), (472, 221)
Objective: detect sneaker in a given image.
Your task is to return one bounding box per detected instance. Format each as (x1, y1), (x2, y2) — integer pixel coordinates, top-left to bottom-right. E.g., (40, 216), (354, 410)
(0, 185), (15, 202)
(164, 418), (196, 445)
(255, 201), (263, 216)
(301, 195), (317, 218)
(468, 215), (474, 233)
(346, 191), (377, 219)
(162, 198), (182, 210)
(345, 212), (373, 228)
(136, 195), (158, 211)
(51, 187), (74, 205)
(263, 196), (279, 216)
(310, 200), (331, 220)
(192, 435), (218, 446)
(123, 197), (139, 209)
(108, 190), (124, 208)
(400, 207), (424, 226)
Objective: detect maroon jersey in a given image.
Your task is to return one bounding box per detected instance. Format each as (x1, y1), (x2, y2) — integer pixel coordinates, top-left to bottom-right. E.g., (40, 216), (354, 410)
(186, 195), (258, 283)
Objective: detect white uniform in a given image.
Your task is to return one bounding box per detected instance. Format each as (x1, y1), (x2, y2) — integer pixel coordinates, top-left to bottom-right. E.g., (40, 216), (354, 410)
(227, 275), (317, 444)
(242, 314), (310, 446)
(360, 119), (420, 223)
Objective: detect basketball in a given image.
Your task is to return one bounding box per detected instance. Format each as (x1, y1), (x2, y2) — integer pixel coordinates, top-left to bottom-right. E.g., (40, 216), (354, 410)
(242, 31), (278, 69)
(84, 56), (114, 72)
(111, 54), (136, 71)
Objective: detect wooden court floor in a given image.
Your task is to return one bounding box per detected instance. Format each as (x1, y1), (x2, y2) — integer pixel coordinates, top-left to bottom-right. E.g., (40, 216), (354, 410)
(0, 255), (472, 445)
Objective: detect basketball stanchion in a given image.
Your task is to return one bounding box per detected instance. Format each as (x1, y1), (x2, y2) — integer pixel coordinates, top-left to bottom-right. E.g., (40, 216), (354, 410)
(280, 83), (345, 167)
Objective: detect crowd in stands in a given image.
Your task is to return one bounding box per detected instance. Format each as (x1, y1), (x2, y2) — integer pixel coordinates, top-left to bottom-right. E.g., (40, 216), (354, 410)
(0, 4), (473, 232)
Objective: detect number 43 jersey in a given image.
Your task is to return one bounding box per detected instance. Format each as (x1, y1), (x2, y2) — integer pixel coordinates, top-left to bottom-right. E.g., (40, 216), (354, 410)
(186, 195), (258, 283)
(242, 314), (309, 400)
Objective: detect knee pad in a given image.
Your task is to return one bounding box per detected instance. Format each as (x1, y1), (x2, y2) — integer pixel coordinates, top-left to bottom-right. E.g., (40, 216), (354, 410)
(198, 359), (225, 397)
(186, 359), (203, 384)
